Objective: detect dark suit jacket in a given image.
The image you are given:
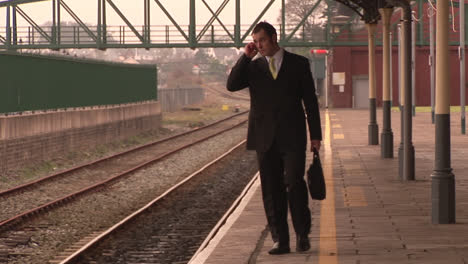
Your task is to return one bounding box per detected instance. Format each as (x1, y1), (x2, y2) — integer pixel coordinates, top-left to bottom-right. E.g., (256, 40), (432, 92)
(227, 50), (322, 152)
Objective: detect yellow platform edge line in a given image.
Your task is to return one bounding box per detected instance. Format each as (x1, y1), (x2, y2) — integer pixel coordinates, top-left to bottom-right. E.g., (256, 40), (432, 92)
(319, 110), (338, 263)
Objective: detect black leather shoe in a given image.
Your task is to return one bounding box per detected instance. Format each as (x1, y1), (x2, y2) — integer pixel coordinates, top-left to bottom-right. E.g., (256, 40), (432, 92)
(296, 235), (310, 252)
(268, 242), (291, 255)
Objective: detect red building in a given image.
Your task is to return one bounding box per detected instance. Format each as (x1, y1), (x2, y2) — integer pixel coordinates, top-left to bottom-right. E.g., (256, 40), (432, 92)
(327, 1), (468, 108)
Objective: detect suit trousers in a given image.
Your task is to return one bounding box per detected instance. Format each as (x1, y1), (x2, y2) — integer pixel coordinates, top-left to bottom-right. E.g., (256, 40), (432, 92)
(256, 139), (311, 245)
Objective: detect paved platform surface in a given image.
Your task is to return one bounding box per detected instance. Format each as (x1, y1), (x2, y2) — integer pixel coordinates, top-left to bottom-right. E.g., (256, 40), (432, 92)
(191, 109), (468, 264)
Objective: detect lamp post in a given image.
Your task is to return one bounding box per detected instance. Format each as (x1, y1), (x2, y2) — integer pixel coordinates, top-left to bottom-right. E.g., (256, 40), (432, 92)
(367, 22), (379, 145)
(388, 0), (414, 180)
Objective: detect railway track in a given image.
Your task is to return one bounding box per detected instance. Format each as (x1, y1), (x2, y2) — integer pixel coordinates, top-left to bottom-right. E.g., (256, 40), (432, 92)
(0, 111), (249, 232)
(204, 83), (250, 102)
(55, 141), (258, 264)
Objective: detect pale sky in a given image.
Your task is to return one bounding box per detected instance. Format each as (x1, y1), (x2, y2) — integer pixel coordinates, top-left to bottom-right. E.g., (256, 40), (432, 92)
(0, 0), (283, 30)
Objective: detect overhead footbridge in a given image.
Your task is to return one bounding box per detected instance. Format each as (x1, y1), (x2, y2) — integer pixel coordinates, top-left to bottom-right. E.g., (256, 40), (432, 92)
(0, 0), (394, 49)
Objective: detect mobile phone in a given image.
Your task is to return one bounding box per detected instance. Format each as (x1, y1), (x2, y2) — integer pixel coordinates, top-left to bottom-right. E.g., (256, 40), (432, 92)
(249, 42), (257, 51)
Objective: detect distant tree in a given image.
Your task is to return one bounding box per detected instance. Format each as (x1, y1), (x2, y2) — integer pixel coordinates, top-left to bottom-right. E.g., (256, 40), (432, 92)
(275, 0), (327, 56)
(277, 0), (361, 56)
(194, 48), (212, 65)
(280, 0), (327, 40)
(282, 0), (327, 27)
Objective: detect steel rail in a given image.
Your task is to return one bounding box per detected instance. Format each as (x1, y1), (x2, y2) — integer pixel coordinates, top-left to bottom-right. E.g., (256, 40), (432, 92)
(0, 115), (248, 230)
(0, 111), (248, 197)
(58, 139), (248, 264)
(204, 85), (250, 102)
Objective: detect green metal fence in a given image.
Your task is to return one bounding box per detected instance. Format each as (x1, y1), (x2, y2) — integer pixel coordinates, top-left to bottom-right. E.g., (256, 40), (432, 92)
(0, 52), (157, 114)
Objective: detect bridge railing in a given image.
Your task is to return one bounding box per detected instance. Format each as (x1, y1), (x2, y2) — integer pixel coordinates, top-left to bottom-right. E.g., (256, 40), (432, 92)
(0, 20), (464, 50)
(0, 23), (375, 49)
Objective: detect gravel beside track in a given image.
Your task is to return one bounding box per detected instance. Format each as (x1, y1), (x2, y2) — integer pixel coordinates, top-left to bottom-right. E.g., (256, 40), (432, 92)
(0, 125), (249, 264)
(67, 143), (258, 264)
(0, 113), (248, 226)
(204, 82), (250, 102)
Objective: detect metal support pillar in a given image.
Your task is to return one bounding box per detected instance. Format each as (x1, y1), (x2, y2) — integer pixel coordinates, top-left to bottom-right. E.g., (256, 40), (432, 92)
(398, 23), (402, 108)
(325, 53), (329, 108)
(189, 0), (196, 48)
(431, 0), (455, 224)
(367, 23), (379, 145)
(460, 0), (466, 134)
(390, 31), (393, 107)
(403, 3), (415, 181)
(400, 0), (415, 181)
(430, 6), (435, 124)
(326, 0), (331, 47)
(418, 0), (424, 45)
(235, 0), (240, 47)
(281, 0), (285, 42)
(411, 11), (416, 116)
(398, 21), (404, 179)
(144, 0), (150, 44)
(52, 0), (56, 46)
(6, 6), (11, 48)
(12, 5), (17, 45)
(98, 0), (102, 46)
(399, 105), (404, 178)
(57, 0), (61, 45)
(97, 0), (107, 48)
(102, 0), (107, 45)
(380, 8), (394, 158)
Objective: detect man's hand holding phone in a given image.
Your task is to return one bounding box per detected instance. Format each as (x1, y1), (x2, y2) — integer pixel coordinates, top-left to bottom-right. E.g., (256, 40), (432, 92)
(244, 42), (258, 58)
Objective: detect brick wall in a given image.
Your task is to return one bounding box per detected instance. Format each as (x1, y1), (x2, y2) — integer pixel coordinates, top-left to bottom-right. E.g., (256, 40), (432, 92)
(0, 101), (160, 140)
(0, 104), (161, 173)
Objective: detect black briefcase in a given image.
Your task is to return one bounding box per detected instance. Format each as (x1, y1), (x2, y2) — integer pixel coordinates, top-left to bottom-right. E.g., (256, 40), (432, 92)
(307, 148), (326, 200)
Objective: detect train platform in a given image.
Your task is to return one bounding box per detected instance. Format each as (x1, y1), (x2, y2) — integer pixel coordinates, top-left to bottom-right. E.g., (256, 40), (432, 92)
(190, 109), (468, 264)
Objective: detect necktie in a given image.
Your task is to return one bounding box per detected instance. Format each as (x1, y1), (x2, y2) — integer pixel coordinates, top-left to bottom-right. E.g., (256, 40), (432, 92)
(269, 57), (277, 80)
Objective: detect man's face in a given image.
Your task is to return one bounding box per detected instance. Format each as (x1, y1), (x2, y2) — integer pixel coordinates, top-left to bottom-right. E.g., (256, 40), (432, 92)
(252, 29), (278, 57)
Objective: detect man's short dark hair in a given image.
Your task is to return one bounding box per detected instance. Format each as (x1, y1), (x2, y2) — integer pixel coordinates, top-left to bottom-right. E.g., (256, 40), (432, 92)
(252, 22), (277, 38)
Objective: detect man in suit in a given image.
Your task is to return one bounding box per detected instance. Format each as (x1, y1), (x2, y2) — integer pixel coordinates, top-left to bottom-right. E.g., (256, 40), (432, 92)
(227, 22), (322, 255)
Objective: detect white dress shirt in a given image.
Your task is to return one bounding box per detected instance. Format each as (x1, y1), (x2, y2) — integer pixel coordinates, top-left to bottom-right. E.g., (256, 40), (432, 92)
(265, 48), (284, 77)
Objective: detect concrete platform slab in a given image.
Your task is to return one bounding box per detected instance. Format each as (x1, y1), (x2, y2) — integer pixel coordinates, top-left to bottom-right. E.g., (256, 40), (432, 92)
(190, 110), (468, 264)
